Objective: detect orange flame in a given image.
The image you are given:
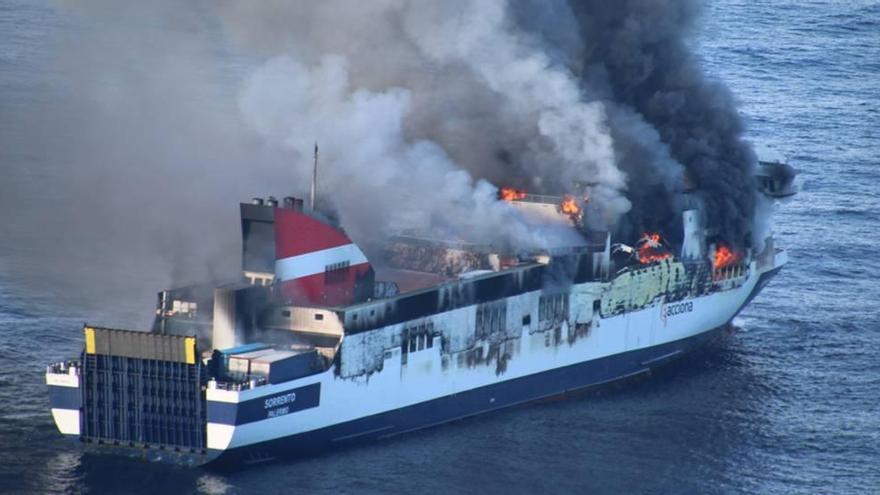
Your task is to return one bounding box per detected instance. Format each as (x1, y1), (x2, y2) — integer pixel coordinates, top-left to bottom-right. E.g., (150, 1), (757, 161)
(561, 195), (581, 216)
(714, 244), (739, 270)
(637, 232), (672, 264)
(499, 187), (526, 202)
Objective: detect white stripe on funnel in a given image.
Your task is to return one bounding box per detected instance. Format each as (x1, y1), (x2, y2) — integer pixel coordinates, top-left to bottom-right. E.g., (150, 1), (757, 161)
(275, 243), (368, 281)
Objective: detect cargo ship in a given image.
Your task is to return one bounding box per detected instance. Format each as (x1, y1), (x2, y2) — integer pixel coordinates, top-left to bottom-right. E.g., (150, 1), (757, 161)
(46, 162), (796, 466)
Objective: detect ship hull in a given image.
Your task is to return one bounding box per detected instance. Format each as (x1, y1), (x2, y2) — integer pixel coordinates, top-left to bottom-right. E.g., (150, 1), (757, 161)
(208, 321), (727, 467)
(207, 264), (782, 467)
(47, 258), (783, 467)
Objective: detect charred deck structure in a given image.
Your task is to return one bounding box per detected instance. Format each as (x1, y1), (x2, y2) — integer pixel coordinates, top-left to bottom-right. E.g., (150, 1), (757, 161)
(47, 163), (795, 466)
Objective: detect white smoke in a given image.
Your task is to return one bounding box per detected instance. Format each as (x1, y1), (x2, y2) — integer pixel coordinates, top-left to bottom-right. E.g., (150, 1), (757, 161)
(403, 1), (622, 191)
(231, 0), (641, 251)
(238, 55), (574, 251)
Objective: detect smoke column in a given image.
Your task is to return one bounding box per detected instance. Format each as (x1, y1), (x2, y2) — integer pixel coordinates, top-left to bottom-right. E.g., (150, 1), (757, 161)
(2, 0), (760, 322)
(567, 0), (758, 247)
(222, 0), (757, 248)
(228, 0), (632, 250)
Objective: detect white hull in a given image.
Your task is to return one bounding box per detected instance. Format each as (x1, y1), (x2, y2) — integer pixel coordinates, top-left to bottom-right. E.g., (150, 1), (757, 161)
(203, 251), (786, 461)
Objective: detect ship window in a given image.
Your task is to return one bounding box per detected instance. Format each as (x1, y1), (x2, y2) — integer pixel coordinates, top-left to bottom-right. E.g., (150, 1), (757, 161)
(522, 314), (531, 326)
(314, 313), (324, 321)
(427, 336), (433, 349)
(539, 294), (568, 323)
(418, 335), (424, 351)
(593, 300), (601, 313)
(325, 260), (350, 272)
(281, 310), (291, 318)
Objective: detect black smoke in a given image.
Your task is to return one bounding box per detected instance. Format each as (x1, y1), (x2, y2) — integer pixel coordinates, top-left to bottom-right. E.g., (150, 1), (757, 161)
(567, 0), (757, 248)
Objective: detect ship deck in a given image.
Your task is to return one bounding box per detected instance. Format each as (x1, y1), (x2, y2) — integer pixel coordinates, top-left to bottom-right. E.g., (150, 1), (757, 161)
(372, 266), (452, 294)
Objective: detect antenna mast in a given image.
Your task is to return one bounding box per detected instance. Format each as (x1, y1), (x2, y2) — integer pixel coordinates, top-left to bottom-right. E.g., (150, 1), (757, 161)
(310, 142), (318, 210)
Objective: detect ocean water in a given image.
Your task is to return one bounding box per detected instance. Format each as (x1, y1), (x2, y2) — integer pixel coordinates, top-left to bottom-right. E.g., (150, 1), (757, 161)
(1, 1), (878, 493)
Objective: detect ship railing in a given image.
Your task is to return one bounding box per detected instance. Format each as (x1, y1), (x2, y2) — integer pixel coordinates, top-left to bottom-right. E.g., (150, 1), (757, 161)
(209, 376), (268, 392)
(47, 360), (80, 375)
(712, 262), (749, 282)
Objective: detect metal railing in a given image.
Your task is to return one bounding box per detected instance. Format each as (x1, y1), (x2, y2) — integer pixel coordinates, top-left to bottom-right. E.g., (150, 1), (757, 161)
(47, 360), (80, 375)
(209, 375), (268, 392)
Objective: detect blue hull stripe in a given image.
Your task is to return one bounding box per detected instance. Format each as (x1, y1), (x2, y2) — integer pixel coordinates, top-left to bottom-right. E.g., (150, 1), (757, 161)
(208, 383), (321, 426)
(48, 385), (81, 410)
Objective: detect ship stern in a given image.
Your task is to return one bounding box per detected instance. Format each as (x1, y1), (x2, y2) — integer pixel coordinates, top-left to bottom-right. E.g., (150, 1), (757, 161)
(44, 326), (223, 466)
(46, 361), (82, 440)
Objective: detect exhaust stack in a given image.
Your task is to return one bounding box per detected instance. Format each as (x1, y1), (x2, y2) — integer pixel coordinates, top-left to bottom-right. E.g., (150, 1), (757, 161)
(681, 209), (705, 261)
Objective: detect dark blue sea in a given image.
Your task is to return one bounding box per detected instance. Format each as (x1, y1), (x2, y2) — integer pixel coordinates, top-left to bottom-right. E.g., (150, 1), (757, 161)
(1, 1), (878, 493)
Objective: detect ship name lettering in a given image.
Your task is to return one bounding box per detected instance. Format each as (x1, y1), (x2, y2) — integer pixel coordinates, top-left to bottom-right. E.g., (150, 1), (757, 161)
(267, 406), (289, 418)
(664, 301), (693, 317)
(264, 392), (297, 410)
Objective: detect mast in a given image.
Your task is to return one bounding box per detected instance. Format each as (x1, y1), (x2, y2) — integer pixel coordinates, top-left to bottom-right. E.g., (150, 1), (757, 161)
(310, 142), (318, 210)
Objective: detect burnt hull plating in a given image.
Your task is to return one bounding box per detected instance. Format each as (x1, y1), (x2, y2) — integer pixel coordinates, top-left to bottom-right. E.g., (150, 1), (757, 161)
(209, 325), (723, 467)
(47, 261), (782, 467)
(207, 266), (781, 467)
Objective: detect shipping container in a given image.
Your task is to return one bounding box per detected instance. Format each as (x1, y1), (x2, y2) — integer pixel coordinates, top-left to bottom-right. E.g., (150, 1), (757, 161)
(227, 348), (276, 376)
(211, 343), (272, 380)
(217, 343), (271, 356)
(250, 350), (319, 384)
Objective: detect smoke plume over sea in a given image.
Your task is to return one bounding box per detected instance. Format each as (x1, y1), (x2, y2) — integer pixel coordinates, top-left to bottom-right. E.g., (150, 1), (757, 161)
(0, 0), (759, 315)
